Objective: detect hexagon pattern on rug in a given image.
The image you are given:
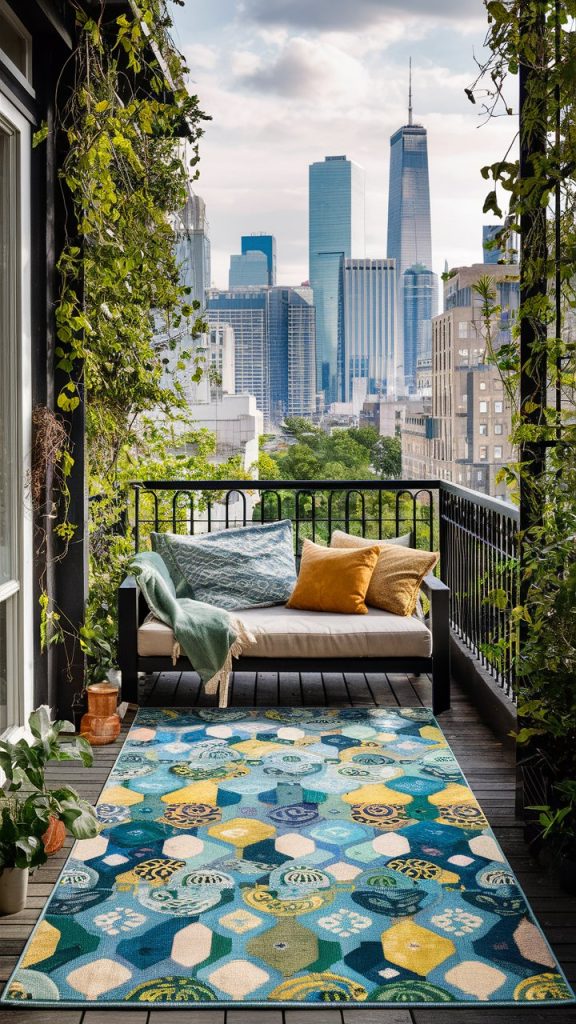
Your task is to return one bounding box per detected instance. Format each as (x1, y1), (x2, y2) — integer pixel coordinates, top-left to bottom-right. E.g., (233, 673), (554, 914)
(1, 708), (573, 1008)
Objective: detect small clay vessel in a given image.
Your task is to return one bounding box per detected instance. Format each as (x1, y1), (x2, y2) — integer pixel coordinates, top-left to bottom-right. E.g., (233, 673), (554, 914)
(80, 682), (120, 745)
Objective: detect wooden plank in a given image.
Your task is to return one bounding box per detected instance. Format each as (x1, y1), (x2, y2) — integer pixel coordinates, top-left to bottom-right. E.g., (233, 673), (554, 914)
(387, 671), (422, 707)
(285, 1014), (343, 1024)
(278, 671), (302, 706)
(364, 673), (398, 706)
(343, 1012), (412, 1024)
(229, 671), (256, 706)
(226, 1013), (283, 1024)
(149, 1014), (224, 1024)
(255, 671), (279, 706)
(83, 1014), (149, 1024)
(300, 672), (325, 706)
(145, 670), (180, 705)
(322, 672), (350, 706)
(176, 671), (202, 705)
(0, 1013), (83, 1024)
(343, 672), (376, 705)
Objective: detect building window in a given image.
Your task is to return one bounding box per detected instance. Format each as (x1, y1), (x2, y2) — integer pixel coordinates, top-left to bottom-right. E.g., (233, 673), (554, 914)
(458, 321), (468, 339)
(477, 470), (483, 482)
(479, 446), (488, 460)
(479, 400), (488, 412)
(479, 423), (488, 435)
(494, 445), (503, 459)
(0, 95), (32, 729)
(0, 3), (32, 87)
(494, 423), (503, 435)
(479, 381), (486, 390)
(494, 400), (503, 413)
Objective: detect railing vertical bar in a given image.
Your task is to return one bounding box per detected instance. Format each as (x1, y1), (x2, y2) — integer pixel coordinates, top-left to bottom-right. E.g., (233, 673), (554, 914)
(134, 486), (140, 553)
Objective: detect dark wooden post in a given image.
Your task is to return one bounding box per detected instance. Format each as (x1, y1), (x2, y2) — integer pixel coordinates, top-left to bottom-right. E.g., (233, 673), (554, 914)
(518, 2), (548, 537)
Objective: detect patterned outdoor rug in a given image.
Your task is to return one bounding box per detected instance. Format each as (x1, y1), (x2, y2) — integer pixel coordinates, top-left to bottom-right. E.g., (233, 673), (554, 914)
(2, 707), (574, 1008)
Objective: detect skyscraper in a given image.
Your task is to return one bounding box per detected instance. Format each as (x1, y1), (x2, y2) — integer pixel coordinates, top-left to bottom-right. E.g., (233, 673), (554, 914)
(174, 189), (211, 306)
(207, 286), (317, 426)
(309, 155), (365, 404)
(207, 290), (270, 423)
(241, 234), (277, 285)
(387, 65), (433, 392)
(229, 251), (269, 288)
(342, 259), (397, 402)
(403, 264), (438, 394)
(482, 225), (504, 264)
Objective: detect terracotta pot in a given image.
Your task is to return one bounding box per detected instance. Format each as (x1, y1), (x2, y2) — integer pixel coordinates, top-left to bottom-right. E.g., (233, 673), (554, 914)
(0, 866), (28, 915)
(42, 815), (66, 856)
(80, 682), (121, 746)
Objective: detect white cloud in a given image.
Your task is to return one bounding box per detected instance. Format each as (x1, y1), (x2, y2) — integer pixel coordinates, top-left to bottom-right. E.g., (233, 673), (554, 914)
(185, 43), (219, 72)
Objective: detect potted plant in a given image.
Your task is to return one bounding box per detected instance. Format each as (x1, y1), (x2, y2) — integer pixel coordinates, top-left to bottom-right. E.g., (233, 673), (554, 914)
(0, 706), (99, 914)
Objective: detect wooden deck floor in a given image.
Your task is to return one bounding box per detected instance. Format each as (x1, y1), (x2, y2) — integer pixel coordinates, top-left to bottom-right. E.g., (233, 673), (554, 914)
(1, 670), (575, 1024)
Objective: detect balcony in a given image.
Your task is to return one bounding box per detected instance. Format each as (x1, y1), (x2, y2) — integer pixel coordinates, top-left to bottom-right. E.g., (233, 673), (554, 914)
(4, 479), (575, 1022)
(129, 477), (518, 742)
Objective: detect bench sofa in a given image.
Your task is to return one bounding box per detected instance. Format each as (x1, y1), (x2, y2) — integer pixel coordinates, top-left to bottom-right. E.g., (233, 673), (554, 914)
(118, 571), (450, 714)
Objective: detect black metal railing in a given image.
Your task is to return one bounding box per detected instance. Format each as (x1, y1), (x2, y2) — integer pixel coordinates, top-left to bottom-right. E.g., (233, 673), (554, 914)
(128, 478), (519, 701)
(131, 479), (437, 554)
(439, 482), (519, 700)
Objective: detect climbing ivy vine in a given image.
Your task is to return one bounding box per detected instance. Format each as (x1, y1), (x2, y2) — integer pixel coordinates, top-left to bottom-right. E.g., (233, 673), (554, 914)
(36, 0), (245, 674)
(469, 1), (576, 848)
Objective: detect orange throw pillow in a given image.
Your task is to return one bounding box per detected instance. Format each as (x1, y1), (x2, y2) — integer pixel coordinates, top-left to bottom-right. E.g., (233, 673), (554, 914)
(286, 538), (380, 614)
(330, 531), (439, 616)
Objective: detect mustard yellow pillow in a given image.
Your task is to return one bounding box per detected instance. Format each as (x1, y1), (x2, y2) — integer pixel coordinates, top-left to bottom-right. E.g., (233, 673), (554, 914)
(330, 530), (439, 616)
(286, 538), (380, 614)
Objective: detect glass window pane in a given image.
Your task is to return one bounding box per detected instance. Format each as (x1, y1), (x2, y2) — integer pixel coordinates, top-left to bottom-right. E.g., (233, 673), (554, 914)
(0, 600), (6, 732)
(0, 127), (15, 586)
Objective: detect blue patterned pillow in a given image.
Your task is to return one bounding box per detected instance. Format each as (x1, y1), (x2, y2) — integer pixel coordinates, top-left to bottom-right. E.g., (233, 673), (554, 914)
(151, 520), (297, 610)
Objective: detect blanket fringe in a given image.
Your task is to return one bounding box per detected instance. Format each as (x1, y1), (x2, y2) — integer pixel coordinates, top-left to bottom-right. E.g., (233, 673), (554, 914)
(204, 617), (256, 709)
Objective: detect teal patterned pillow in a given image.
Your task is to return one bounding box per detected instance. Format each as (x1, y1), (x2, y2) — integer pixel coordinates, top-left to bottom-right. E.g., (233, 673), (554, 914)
(151, 520), (297, 610)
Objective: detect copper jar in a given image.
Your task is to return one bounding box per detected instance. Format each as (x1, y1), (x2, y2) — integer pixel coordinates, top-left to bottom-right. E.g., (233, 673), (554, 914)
(80, 682), (121, 745)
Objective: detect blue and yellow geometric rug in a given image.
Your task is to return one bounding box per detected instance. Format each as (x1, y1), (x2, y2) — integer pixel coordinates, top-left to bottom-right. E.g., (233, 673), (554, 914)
(2, 707), (574, 1008)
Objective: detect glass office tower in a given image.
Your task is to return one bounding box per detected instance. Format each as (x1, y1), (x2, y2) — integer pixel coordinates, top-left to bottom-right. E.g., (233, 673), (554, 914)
(207, 287), (316, 426)
(241, 234), (277, 285)
(387, 101), (432, 392)
(174, 190), (211, 307)
(403, 264), (437, 394)
(342, 259), (397, 402)
(309, 155), (365, 404)
(229, 251), (269, 288)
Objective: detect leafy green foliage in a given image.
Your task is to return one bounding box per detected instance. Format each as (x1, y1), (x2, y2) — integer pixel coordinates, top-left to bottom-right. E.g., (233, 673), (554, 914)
(272, 419), (401, 482)
(469, 0), (576, 844)
(34, 1), (249, 676)
(0, 708), (98, 870)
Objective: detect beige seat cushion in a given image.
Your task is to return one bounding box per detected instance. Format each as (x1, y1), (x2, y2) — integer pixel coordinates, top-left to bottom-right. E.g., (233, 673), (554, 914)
(138, 605), (432, 661)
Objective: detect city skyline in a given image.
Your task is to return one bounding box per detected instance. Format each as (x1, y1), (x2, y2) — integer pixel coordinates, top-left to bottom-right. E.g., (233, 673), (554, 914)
(170, 1), (512, 289)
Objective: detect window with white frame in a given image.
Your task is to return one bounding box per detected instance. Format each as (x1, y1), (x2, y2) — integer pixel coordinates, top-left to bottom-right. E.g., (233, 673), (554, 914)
(494, 400), (503, 413)
(479, 400), (488, 412)
(479, 423), (488, 435)
(0, 2), (32, 88)
(0, 94), (32, 732)
(479, 381), (486, 390)
(494, 445), (503, 459)
(494, 423), (503, 435)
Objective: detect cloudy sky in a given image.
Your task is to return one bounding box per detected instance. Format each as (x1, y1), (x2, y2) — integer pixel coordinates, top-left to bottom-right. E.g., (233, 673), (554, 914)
(170, 0), (516, 289)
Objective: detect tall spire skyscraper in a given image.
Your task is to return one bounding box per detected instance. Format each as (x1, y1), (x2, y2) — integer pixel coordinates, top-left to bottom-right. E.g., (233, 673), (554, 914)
(387, 64), (434, 392)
